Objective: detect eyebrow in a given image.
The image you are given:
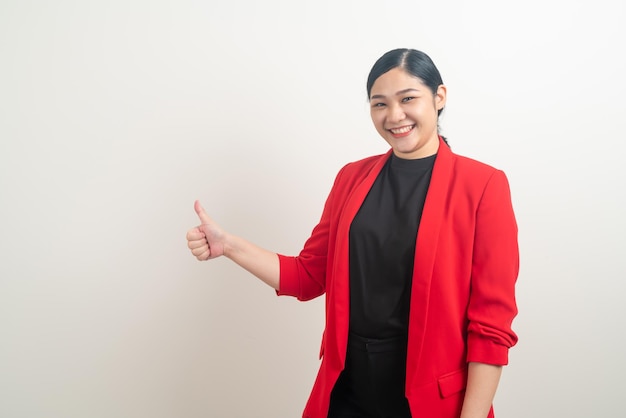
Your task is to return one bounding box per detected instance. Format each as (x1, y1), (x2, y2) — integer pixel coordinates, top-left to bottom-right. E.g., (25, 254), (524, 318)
(370, 88), (421, 100)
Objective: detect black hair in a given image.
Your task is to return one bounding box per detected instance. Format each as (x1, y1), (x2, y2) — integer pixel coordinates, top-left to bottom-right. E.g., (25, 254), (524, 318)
(366, 48), (448, 144)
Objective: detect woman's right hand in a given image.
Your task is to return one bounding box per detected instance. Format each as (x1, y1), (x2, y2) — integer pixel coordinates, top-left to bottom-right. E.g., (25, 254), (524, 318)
(185, 200), (280, 289)
(186, 200), (227, 261)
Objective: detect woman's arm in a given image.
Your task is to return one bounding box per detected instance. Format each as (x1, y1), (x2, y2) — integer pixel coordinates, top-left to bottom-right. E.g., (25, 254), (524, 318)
(460, 362), (502, 418)
(461, 170), (518, 417)
(187, 200), (280, 290)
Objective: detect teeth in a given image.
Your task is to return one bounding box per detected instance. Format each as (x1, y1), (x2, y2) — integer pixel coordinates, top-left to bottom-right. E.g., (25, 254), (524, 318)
(390, 125), (413, 134)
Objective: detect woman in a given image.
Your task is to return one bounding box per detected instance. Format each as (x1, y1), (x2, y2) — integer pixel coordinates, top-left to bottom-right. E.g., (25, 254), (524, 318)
(186, 48), (519, 418)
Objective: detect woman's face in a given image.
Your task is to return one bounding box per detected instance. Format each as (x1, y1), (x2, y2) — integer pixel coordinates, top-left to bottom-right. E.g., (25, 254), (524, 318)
(369, 68), (446, 159)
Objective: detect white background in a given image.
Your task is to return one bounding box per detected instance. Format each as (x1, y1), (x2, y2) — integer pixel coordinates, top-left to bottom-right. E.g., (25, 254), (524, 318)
(1, 1), (625, 417)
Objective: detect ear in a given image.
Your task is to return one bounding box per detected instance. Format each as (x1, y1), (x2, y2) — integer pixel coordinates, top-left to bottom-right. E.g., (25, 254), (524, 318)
(435, 84), (447, 110)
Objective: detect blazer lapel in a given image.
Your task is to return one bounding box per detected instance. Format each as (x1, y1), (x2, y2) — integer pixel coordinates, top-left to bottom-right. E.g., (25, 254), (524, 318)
(329, 150), (392, 365)
(406, 138), (455, 377)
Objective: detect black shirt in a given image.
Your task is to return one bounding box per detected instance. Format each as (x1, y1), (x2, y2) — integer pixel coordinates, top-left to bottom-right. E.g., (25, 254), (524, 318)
(348, 153), (436, 338)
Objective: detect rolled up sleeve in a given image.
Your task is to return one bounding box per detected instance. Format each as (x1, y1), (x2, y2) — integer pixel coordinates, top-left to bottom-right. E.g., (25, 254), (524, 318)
(276, 165), (348, 301)
(466, 170), (519, 365)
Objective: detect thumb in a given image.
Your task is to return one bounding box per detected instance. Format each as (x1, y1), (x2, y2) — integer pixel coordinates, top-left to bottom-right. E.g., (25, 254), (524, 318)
(194, 200), (212, 225)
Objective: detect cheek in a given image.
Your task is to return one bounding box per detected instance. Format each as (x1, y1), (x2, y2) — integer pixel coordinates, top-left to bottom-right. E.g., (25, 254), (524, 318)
(370, 113), (384, 129)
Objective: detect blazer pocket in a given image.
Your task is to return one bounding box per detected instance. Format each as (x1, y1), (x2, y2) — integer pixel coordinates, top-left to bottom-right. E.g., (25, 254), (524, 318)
(437, 367), (468, 398)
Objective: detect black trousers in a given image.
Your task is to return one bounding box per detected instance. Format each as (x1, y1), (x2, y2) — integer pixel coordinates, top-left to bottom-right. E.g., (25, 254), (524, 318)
(327, 333), (412, 418)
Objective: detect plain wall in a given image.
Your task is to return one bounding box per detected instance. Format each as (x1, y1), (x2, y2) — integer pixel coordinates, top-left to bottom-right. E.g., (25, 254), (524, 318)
(1, 0), (625, 417)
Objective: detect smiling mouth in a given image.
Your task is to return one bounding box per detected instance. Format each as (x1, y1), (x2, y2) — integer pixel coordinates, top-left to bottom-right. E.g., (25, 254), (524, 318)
(388, 125), (415, 136)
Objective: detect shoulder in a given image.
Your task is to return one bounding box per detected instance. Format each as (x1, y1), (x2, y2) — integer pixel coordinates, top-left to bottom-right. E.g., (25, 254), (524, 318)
(323, 152), (389, 198)
(446, 146), (506, 181)
(344, 153), (387, 170)
(454, 154), (500, 175)
(437, 145), (512, 198)
(336, 152), (388, 180)
(447, 152), (513, 205)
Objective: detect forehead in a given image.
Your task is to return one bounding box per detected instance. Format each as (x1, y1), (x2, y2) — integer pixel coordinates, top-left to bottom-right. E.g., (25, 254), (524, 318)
(370, 68), (426, 95)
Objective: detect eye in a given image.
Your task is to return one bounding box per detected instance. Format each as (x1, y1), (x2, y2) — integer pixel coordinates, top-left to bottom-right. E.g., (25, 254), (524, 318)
(371, 102), (386, 108)
(401, 96), (415, 103)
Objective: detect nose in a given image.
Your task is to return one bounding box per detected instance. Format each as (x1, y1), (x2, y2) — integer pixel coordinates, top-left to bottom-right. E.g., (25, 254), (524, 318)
(388, 104), (405, 123)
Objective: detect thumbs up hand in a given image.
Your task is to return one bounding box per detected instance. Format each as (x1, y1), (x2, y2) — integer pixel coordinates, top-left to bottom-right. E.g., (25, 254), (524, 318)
(185, 200), (280, 289)
(186, 200), (226, 260)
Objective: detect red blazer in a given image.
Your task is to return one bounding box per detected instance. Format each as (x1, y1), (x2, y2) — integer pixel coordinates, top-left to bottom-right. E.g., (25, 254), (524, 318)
(278, 139), (519, 418)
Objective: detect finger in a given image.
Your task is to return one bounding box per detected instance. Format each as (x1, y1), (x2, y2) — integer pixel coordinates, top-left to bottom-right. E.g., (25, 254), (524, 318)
(191, 244), (209, 257)
(188, 238), (207, 250)
(194, 200), (212, 225)
(186, 228), (206, 241)
(196, 248), (211, 261)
